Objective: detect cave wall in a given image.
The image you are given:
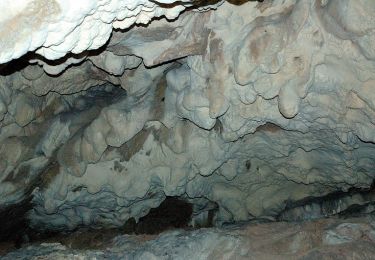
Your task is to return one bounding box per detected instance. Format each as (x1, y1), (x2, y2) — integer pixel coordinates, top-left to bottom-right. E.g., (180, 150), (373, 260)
(0, 0), (374, 232)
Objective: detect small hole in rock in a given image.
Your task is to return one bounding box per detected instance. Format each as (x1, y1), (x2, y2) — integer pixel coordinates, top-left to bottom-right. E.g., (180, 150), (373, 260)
(245, 160), (251, 170)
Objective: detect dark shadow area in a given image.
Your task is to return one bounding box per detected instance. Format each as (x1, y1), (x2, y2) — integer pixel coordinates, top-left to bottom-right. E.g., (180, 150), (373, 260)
(0, 197), (194, 255)
(0, 40), (109, 77)
(152, 0), (263, 9)
(126, 197), (193, 234)
(0, 198), (33, 252)
(0, 53), (34, 76)
(277, 181), (375, 222)
(283, 181), (374, 211)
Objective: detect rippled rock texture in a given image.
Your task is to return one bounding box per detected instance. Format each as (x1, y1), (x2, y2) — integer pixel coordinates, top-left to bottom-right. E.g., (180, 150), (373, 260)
(0, 0), (374, 244)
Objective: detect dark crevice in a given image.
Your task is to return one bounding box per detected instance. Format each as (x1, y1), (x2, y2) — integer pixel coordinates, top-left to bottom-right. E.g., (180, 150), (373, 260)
(277, 181), (375, 221)
(0, 52), (34, 76)
(0, 43), (110, 77)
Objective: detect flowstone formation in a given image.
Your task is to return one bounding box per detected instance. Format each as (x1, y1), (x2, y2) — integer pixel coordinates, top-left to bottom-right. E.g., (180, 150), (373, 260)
(0, 0), (374, 242)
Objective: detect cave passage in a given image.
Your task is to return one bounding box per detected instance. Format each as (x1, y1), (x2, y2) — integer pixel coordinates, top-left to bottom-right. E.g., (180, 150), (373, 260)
(124, 197), (194, 235)
(0, 197), (194, 254)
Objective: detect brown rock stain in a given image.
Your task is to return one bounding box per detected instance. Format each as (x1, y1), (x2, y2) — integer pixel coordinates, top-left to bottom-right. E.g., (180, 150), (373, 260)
(249, 30), (271, 63)
(255, 122), (282, 133)
(118, 129), (151, 162)
(39, 160), (60, 190)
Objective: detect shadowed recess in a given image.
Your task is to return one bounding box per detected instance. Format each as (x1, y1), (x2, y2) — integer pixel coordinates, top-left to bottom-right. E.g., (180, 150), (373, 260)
(126, 197), (193, 234)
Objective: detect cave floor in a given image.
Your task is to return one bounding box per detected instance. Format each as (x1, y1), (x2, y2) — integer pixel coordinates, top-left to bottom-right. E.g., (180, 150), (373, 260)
(2, 216), (375, 259)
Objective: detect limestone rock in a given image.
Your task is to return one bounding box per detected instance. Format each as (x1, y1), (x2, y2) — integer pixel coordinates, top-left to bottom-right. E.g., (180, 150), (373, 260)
(0, 0), (374, 241)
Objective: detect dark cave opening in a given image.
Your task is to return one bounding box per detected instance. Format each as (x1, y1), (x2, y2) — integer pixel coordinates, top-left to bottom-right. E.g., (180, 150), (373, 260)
(124, 197), (194, 235)
(0, 198), (32, 246)
(0, 197), (195, 254)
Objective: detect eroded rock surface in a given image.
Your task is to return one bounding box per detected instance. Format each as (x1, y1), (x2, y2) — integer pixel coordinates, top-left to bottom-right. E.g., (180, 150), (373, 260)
(0, 0), (374, 245)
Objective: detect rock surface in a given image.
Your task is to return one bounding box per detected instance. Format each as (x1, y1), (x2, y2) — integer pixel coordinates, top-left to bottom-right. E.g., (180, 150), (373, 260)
(2, 217), (375, 259)
(0, 0), (205, 63)
(0, 0), (374, 245)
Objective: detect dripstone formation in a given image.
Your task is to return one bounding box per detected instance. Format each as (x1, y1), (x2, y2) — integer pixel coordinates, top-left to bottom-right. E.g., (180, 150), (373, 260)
(0, 0), (375, 258)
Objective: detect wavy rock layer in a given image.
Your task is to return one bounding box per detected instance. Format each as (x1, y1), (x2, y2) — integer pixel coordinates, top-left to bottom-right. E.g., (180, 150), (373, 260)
(0, 0), (374, 233)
